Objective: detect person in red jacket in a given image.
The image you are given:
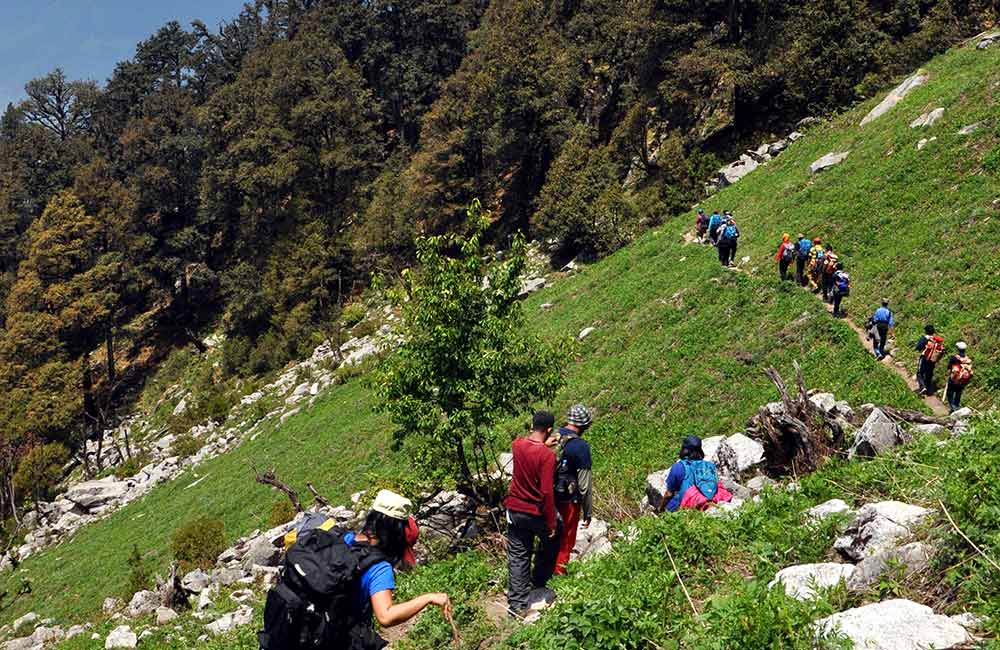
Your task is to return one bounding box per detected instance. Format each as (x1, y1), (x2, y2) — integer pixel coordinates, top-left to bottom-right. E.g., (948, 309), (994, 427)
(774, 233), (795, 281)
(504, 411), (562, 617)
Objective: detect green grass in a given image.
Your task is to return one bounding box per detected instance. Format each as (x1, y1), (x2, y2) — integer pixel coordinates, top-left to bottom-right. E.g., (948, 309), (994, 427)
(4, 37), (999, 650)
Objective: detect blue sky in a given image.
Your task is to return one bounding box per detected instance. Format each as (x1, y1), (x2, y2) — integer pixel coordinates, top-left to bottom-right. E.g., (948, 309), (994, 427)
(0, 0), (248, 108)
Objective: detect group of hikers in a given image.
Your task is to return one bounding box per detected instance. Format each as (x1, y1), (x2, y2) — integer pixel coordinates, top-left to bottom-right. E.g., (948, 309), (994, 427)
(695, 208), (741, 267)
(772, 233), (851, 318)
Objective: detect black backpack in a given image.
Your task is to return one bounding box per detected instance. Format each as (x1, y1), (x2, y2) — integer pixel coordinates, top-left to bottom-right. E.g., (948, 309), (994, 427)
(259, 528), (388, 650)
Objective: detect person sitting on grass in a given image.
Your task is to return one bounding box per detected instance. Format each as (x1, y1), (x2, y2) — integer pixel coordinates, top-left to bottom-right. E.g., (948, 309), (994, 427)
(658, 436), (733, 513)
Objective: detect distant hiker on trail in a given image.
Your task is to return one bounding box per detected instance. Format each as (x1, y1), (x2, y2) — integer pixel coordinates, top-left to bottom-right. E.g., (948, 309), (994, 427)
(259, 490), (452, 650)
(695, 208), (708, 242)
(554, 405), (594, 576)
(820, 244), (839, 302)
(718, 217), (740, 267)
(708, 210), (724, 245)
(869, 299), (895, 360)
(946, 342), (973, 413)
(658, 436), (732, 513)
(505, 411), (562, 617)
(806, 238), (825, 291)
(774, 233), (796, 281)
(831, 263), (850, 318)
(915, 324), (945, 396)
(795, 234), (812, 285)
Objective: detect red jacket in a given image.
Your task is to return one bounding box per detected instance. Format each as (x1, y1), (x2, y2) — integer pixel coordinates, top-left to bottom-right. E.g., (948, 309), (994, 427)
(504, 437), (558, 531)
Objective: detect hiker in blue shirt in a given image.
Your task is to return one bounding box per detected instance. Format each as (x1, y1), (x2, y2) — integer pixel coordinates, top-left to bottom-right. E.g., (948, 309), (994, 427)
(718, 216), (740, 267)
(870, 299), (895, 360)
(795, 234), (812, 286)
(708, 211), (724, 245)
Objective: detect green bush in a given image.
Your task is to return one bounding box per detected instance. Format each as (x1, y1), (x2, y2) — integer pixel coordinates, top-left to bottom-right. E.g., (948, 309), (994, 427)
(170, 432), (204, 459)
(126, 544), (152, 596)
(14, 443), (69, 504)
(350, 319), (378, 339)
(116, 452), (151, 479)
(171, 516), (226, 572)
(341, 302), (367, 328)
(268, 500), (298, 529)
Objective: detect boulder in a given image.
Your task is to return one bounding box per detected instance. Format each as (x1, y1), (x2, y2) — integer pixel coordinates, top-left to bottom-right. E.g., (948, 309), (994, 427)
(958, 123), (982, 135)
(916, 137), (937, 151)
(105, 625), (138, 649)
(197, 584), (219, 611)
(240, 534), (281, 570)
(12, 613), (38, 636)
(126, 589), (160, 618)
(578, 327), (596, 341)
(909, 107), (944, 128)
(834, 501), (933, 561)
(949, 407), (973, 420)
(417, 491), (476, 540)
(977, 33), (999, 49)
(848, 408), (904, 459)
(787, 131), (805, 142)
(814, 599), (971, 650)
(182, 569), (212, 594)
(571, 518), (612, 561)
(102, 597), (123, 614)
(806, 498), (853, 522)
(66, 625), (88, 640)
(643, 469), (669, 511)
(847, 542), (932, 591)
(212, 566), (244, 587)
(745, 475), (776, 494)
(64, 477), (130, 511)
(155, 607), (179, 625)
(719, 433), (765, 475)
(519, 277), (547, 297)
(769, 563), (855, 600)
(721, 476), (752, 501)
(206, 605), (254, 635)
(912, 423), (948, 436)
(717, 154), (760, 187)
(810, 151), (850, 174)
(860, 71), (930, 126)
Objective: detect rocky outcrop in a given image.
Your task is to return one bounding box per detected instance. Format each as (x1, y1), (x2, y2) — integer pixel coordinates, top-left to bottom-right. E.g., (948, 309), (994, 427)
(834, 501), (933, 561)
(814, 599), (971, 650)
(848, 408), (905, 459)
(860, 71), (929, 126)
(769, 563), (856, 600)
(847, 542), (932, 591)
(806, 498), (853, 522)
(910, 107), (944, 128)
(810, 151), (850, 174)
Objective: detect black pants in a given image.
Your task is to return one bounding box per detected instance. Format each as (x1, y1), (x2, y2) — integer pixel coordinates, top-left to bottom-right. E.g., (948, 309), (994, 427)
(946, 380), (965, 412)
(709, 225), (720, 245)
(875, 324), (889, 357)
(779, 259), (791, 281)
(506, 510), (562, 612)
(917, 358), (936, 394)
(821, 273), (834, 300)
(832, 291), (844, 316)
(796, 258), (807, 285)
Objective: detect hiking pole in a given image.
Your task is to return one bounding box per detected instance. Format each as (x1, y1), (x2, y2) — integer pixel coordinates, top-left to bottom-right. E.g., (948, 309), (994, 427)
(444, 607), (461, 647)
(664, 541), (705, 627)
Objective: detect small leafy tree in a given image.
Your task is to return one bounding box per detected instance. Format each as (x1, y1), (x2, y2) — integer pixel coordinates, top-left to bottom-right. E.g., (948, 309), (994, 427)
(375, 200), (568, 501)
(14, 442), (69, 507)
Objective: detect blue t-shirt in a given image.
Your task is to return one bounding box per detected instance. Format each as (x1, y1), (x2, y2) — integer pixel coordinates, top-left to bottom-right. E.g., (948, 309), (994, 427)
(343, 532), (395, 600)
(664, 461), (687, 512)
(873, 307), (894, 327)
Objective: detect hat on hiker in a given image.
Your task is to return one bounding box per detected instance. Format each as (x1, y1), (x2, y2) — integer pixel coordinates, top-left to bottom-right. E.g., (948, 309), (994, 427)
(697, 208), (705, 214)
(372, 489), (412, 521)
(813, 237), (822, 244)
(567, 404), (593, 428)
(402, 516), (419, 568)
(680, 435), (705, 461)
(956, 341), (968, 351)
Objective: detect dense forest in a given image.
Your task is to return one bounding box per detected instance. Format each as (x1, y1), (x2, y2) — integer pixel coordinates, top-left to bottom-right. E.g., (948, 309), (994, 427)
(0, 0), (994, 518)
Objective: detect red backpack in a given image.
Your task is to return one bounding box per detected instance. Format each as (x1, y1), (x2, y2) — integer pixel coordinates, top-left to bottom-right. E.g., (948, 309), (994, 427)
(950, 356), (973, 385)
(922, 335), (945, 363)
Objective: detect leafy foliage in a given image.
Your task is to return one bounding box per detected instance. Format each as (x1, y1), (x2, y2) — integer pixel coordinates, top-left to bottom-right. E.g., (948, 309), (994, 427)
(13, 443), (70, 505)
(171, 516), (226, 572)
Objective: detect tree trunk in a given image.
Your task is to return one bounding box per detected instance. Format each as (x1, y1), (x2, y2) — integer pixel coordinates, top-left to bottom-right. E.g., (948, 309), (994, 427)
(105, 326), (116, 385)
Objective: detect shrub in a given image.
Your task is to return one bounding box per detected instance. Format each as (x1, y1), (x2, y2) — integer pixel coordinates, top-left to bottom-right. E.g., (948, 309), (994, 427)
(126, 544), (152, 596)
(171, 516), (226, 572)
(116, 452), (151, 479)
(14, 443), (70, 504)
(170, 432), (204, 459)
(341, 302), (367, 328)
(269, 500), (298, 528)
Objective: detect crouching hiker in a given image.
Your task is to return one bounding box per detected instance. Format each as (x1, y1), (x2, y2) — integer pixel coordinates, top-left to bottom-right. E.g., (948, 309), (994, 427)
(554, 405), (594, 575)
(259, 490), (451, 650)
(659, 436), (732, 513)
(505, 411), (562, 617)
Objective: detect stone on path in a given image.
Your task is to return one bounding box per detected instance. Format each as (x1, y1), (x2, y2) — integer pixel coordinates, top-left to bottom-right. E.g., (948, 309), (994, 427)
(769, 563), (855, 600)
(847, 542), (932, 591)
(806, 498), (853, 522)
(860, 71), (930, 126)
(814, 599), (971, 650)
(105, 625), (138, 650)
(848, 408), (904, 459)
(834, 501), (933, 561)
(810, 151), (850, 174)
(909, 107), (944, 128)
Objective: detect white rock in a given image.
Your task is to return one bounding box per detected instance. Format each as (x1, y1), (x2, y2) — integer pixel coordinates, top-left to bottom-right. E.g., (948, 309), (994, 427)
(848, 542), (932, 591)
(182, 569), (212, 594)
(806, 499), (853, 522)
(769, 563), (855, 600)
(912, 423), (948, 436)
(949, 407), (973, 420)
(105, 625), (138, 649)
(66, 624), (88, 640)
(814, 599), (971, 650)
(578, 327), (596, 341)
(745, 475), (775, 493)
(519, 277), (547, 297)
(197, 584), (219, 611)
(102, 598), (123, 614)
(909, 107), (944, 128)
(717, 154), (761, 187)
(155, 607), (178, 625)
(172, 397), (188, 416)
(950, 612), (987, 631)
(860, 71), (930, 126)
(810, 151), (850, 174)
(126, 589), (160, 618)
(834, 501), (933, 561)
(720, 433), (765, 475)
(643, 469), (669, 511)
(12, 613), (38, 635)
(916, 136), (937, 150)
(958, 123), (981, 135)
(206, 605), (254, 635)
(849, 408), (903, 459)
(787, 131), (805, 142)
(64, 477), (130, 511)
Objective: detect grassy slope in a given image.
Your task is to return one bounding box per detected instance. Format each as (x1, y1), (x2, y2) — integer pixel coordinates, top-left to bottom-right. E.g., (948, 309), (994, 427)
(6, 37), (997, 647)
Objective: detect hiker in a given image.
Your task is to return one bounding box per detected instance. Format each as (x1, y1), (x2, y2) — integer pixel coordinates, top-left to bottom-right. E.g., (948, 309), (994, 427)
(806, 238), (825, 291)
(831, 263), (850, 318)
(869, 299), (895, 360)
(795, 234), (812, 285)
(708, 210), (724, 245)
(774, 233), (796, 281)
(695, 208), (708, 242)
(659, 436), (732, 512)
(915, 324), (945, 396)
(553, 405), (594, 575)
(820, 245), (839, 302)
(718, 217), (740, 267)
(260, 490), (452, 650)
(505, 411), (563, 617)
(945, 342), (973, 413)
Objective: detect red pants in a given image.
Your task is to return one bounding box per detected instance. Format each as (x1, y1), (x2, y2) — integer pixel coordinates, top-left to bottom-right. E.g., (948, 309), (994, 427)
(554, 501), (581, 574)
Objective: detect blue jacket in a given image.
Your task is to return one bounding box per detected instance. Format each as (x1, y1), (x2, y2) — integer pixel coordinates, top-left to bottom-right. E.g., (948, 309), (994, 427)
(873, 307), (894, 326)
(708, 214), (722, 230)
